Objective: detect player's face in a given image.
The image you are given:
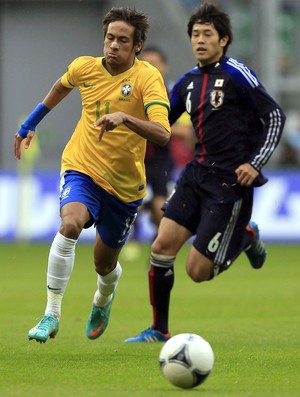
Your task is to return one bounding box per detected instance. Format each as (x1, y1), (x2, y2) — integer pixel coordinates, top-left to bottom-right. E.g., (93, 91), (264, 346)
(190, 22), (228, 67)
(103, 21), (142, 75)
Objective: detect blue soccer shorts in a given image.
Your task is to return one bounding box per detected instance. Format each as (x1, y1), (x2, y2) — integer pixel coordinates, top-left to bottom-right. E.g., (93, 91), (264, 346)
(59, 170), (142, 248)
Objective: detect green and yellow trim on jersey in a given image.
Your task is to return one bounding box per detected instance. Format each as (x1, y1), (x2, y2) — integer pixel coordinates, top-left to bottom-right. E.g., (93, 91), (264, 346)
(145, 101), (170, 112)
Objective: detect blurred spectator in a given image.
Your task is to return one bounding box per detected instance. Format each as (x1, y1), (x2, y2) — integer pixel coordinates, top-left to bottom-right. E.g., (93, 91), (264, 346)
(278, 111), (300, 166)
(139, 47), (194, 232)
(169, 112), (195, 180)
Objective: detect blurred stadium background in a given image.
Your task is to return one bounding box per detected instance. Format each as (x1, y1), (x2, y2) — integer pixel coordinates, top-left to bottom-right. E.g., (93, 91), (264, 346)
(0, 0), (299, 243)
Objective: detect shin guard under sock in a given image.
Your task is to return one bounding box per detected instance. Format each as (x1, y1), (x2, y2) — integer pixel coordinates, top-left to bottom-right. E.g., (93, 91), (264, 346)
(148, 253), (175, 334)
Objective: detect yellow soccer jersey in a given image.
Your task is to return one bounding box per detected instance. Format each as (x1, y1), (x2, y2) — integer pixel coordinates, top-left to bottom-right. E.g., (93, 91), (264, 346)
(60, 56), (170, 202)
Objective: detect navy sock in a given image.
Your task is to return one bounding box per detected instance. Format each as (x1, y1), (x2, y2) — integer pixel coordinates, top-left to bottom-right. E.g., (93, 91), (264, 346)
(148, 264), (174, 334)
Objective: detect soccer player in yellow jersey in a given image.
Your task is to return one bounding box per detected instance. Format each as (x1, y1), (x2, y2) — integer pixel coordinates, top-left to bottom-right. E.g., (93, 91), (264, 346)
(14, 7), (171, 343)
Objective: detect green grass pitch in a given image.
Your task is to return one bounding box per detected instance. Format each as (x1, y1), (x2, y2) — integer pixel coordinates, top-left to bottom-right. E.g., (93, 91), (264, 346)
(0, 242), (299, 397)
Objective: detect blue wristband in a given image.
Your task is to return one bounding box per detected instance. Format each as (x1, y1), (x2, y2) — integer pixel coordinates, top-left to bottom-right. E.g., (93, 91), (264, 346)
(18, 102), (50, 138)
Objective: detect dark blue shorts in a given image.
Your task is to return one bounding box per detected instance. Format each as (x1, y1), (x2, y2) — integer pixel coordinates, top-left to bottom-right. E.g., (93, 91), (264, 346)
(163, 161), (253, 270)
(145, 159), (174, 197)
(59, 170), (142, 248)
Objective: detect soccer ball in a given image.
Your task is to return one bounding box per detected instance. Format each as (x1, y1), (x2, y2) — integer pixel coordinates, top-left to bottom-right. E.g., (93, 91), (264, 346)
(159, 333), (214, 389)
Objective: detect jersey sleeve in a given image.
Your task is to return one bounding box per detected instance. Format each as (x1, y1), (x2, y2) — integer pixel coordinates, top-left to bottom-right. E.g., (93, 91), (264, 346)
(141, 63), (171, 133)
(60, 58), (80, 88)
(146, 104), (171, 133)
(248, 87), (286, 171)
(60, 56), (95, 88)
(226, 59), (286, 171)
(169, 77), (188, 126)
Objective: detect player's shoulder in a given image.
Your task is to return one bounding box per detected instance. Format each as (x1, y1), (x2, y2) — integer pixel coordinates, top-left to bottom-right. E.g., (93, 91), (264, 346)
(136, 58), (162, 76)
(173, 66), (199, 90)
(222, 56), (260, 88)
(68, 56), (100, 73)
(181, 66), (199, 79)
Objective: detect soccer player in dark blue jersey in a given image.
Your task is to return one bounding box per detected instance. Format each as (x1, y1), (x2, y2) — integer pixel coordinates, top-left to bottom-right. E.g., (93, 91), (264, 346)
(125, 2), (286, 343)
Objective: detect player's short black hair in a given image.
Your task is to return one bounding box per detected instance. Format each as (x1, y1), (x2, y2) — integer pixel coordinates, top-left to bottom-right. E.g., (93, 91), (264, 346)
(103, 7), (150, 54)
(187, 2), (233, 55)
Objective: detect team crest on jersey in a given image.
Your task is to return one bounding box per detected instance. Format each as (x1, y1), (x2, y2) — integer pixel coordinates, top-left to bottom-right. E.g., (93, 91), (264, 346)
(210, 89), (224, 109)
(121, 83), (132, 97)
(214, 79), (224, 87)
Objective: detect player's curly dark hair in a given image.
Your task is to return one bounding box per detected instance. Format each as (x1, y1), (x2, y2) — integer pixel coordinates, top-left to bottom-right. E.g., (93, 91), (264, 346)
(187, 2), (233, 55)
(102, 7), (150, 54)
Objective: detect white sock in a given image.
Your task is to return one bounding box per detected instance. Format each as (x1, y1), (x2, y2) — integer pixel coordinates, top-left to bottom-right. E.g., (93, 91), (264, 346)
(93, 262), (122, 307)
(45, 232), (77, 316)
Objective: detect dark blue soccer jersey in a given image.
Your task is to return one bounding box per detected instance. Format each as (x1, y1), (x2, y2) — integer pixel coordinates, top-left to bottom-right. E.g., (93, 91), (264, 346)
(169, 56), (286, 182)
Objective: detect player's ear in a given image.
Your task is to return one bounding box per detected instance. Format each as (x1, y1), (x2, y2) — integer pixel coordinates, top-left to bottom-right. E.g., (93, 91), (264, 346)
(135, 41), (143, 54)
(220, 35), (229, 48)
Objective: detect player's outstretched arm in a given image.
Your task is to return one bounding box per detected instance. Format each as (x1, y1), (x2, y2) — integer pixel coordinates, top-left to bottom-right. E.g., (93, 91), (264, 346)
(14, 79), (73, 160)
(42, 79), (73, 110)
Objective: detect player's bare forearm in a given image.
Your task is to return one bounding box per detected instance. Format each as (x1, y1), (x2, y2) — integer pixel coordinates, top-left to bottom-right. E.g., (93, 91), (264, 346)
(14, 80), (72, 160)
(94, 112), (170, 145)
(124, 114), (170, 145)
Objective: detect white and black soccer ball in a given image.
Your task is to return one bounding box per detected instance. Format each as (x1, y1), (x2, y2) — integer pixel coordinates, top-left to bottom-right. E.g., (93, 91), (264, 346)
(159, 333), (214, 389)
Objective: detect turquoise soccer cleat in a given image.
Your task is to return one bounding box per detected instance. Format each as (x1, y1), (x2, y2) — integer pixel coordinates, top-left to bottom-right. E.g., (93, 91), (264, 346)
(28, 314), (59, 343)
(86, 294), (114, 340)
(124, 327), (171, 343)
(245, 221), (267, 269)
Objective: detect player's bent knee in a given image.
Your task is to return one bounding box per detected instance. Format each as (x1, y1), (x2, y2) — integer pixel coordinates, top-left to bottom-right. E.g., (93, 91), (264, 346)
(187, 269), (208, 283)
(94, 261), (116, 276)
(186, 263), (214, 283)
(151, 240), (173, 256)
(60, 219), (83, 240)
